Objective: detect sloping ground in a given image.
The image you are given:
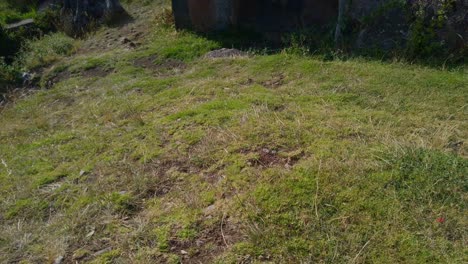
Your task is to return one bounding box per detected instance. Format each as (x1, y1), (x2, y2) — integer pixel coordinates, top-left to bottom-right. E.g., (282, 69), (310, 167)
(0, 2), (467, 264)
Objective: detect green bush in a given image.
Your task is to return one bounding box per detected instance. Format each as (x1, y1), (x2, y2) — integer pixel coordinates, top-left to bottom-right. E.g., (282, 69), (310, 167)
(0, 57), (19, 92)
(0, 25), (21, 60)
(406, 3), (445, 58)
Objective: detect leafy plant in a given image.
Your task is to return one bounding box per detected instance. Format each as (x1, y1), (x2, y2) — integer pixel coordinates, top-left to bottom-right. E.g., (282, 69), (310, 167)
(0, 56), (19, 92)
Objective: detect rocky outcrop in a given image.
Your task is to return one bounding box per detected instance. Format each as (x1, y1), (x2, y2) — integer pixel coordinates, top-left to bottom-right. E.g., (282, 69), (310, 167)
(412, 0), (467, 51)
(59, 0), (130, 36)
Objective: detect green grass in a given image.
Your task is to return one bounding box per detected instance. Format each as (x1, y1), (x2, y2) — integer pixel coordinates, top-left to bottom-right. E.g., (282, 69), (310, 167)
(0, 2), (467, 263)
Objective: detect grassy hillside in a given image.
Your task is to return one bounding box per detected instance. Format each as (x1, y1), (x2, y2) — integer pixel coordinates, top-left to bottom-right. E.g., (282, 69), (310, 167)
(0, 0), (37, 25)
(0, 2), (467, 263)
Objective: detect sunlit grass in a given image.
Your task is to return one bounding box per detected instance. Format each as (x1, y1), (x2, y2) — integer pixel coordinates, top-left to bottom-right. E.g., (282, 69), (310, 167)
(0, 1), (466, 263)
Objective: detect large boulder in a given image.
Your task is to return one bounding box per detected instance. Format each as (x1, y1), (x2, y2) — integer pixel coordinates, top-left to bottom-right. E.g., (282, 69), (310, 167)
(59, 0), (130, 36)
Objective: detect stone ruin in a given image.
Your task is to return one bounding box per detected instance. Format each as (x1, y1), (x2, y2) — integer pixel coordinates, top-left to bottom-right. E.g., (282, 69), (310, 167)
(173, 0), (339, 33)
(26, 0), (131, 36)
(172, 0), (467, 51)
(59, 0), (131, 36)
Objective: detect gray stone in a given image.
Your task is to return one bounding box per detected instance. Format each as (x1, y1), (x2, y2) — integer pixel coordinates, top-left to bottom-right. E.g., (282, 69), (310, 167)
(60, 0), (130, 36)
(53, 256), (64, 264)
(205, 48), (247, 58)
(5, 19), (35, 30)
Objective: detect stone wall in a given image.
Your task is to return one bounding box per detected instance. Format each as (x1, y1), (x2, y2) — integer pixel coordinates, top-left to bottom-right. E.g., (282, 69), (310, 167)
(173, 0), (338, 32)
(172, 0), (467, 53)
(60, 0), (130, 36)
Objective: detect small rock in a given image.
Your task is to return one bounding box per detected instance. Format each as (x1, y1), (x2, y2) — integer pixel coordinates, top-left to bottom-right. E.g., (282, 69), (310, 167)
(54, 256), (64, 264)
(203, 204), (216, 216)
(21, 72), (35, 86)
(446, 140), (463, 151)
(205, 48), (247, 59)
(180, 250), (188, 255)
(85, 230), (95, 238)
(93, 247), (112, 257)
(120, 37), (131, 44)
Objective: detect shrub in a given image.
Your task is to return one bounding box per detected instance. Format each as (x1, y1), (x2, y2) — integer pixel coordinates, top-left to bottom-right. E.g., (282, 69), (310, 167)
(0, 25), (22, 61)
(0, 57), (19, 93)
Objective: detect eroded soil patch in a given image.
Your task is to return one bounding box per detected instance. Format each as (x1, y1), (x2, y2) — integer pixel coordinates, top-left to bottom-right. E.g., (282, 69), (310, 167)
(44, 70), (72, 88)
(81, 67), (113, 78)
(133, 55), (186, 75)
(262, 73), (285, 89)
(245, 148), (304, 168)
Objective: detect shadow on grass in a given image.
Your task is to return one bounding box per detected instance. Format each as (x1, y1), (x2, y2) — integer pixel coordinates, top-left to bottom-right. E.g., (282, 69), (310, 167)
(196, 27), (466, 70)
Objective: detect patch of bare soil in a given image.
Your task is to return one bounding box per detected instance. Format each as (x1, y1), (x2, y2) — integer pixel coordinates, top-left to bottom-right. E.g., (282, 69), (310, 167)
(133, 55), (158, 69)
(44, 66), (111, 88)
(239, 73), (287, 89)
(245, 148), (303, 168)
(262, 73), (285, 89)
(44, 70), (72, 88)
(133, 55), (186, 75)
(137, 159), (197, 200)
(78, 17), (148, 53)
(81, 67), (113, 78)
(202, 173), (224, 185)
(446, 140), (464, 154)
(76, 7), (157, 55)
